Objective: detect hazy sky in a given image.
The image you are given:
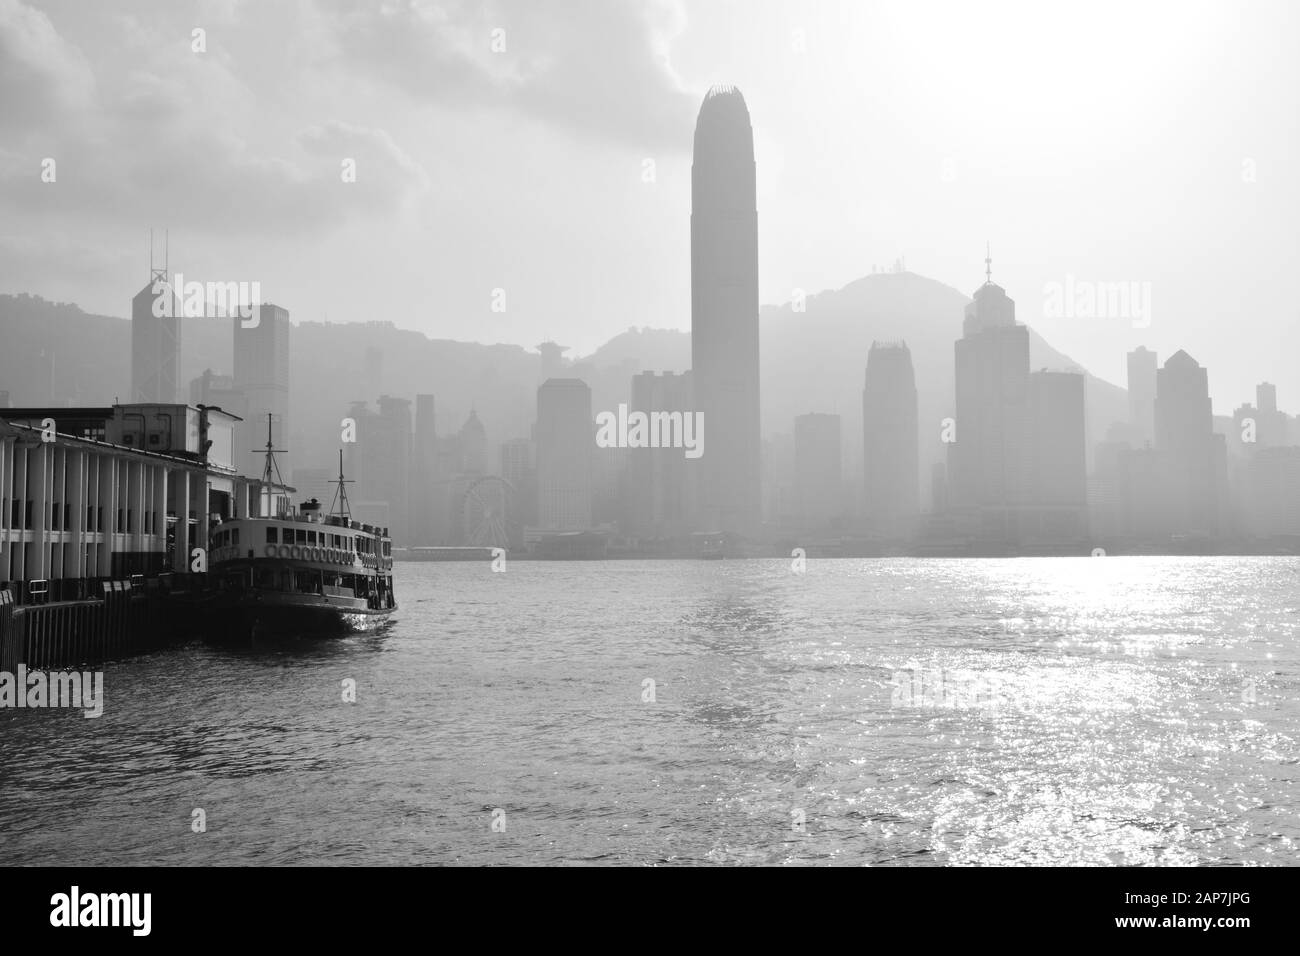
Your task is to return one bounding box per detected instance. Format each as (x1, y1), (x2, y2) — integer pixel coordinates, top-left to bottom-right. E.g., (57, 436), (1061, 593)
(2, 0), (1297, 411)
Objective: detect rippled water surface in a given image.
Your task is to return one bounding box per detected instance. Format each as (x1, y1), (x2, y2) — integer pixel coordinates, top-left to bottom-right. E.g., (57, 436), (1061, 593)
(2, 558), (1297, 865)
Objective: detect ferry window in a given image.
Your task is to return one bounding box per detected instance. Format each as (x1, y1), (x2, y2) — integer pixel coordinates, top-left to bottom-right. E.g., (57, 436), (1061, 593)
(309, 531), (318, 545)
(266, 527), (278, 544)
(232, 528), (240, 547)
(296, 529), (307, 544)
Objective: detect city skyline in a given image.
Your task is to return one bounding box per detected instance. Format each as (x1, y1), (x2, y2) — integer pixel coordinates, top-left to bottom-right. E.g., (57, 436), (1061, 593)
(1, 1), (1298, 411)
(2, 0), (1299, 886)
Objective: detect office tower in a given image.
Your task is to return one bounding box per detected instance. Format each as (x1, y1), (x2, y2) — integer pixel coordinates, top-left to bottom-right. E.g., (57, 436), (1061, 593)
(1026, 370), (1088, 541)
(690, 85), (761, 534)
(500, 438), (533, 487)
(344, 396), (412, 540)
(412, 394), (437, 545)
(537, 342), (569, 384)
(1127, 347), (1157, 446)
(626, 371), (694, 538)
(500, 437), (537, 530)
(458, 410), (486, 475)
(794, 413), (842, 526)
(233, 303), (290, 478)
(862, 341), (919, 538)
(131, 274), (181, 405)
(1245, 447), (1300, 537)
(949, 254), (1031, 541)
(1255, 382), (1285, 446)
(1154, 350), (1225, 536)
(536, 378), (592, 530)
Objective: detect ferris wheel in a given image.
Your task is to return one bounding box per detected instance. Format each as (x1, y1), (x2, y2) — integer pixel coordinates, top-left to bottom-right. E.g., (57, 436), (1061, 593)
(461, 476), (516, 548)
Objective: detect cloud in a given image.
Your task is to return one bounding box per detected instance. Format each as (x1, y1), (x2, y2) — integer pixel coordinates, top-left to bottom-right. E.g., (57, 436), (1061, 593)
(319, 0), (695, 149)
(0, 0), (95, 131)
(0, 0), (427, 238)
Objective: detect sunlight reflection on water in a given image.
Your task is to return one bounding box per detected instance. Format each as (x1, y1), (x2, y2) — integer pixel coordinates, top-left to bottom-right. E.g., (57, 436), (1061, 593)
(0, 557), (1295, 866)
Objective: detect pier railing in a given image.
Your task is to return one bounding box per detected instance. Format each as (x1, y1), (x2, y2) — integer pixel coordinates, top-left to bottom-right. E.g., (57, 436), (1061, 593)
(0, 574), (207, 670)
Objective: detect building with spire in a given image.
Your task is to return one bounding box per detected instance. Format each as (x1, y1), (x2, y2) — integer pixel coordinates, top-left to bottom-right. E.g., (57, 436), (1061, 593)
(130, 234), (181, 405)
(947, 248), (1087, 549)
(949, 247), (1031, 541)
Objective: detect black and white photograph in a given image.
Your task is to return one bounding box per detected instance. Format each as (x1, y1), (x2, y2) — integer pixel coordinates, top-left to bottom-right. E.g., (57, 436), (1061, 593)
(0, 0), (1294, 936)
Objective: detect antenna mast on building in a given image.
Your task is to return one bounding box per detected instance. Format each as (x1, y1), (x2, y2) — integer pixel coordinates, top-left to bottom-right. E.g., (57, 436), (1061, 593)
(149, 228), (170, 286)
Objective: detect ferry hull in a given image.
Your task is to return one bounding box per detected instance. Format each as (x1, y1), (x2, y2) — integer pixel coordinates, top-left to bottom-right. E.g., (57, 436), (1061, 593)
(201, 591), (395, 640)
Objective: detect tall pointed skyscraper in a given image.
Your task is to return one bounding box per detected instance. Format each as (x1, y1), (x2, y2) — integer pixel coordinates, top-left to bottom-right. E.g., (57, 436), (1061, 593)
(131, 237), (181, 404)
(690, 85), (761, 533)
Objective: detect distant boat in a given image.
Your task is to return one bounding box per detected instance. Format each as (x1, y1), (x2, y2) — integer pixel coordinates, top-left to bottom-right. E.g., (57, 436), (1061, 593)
(202, 421), (396, 638)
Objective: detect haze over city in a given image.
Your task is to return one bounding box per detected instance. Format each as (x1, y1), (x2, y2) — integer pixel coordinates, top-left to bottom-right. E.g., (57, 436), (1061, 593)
(2, 0), (1298, 409)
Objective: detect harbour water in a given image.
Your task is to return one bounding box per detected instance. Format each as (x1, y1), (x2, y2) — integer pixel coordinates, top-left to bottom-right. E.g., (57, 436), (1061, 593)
(1, 557), (1296, 866)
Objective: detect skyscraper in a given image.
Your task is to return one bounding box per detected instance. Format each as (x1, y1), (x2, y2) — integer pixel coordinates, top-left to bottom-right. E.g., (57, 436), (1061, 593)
(131, 276), (181, 405)
(412, 394), (437, 545)
(626, 370), (694, 539)
(233, 303), (290, 478)
(458, 409), (486, 475)
(1155, 350), (1226, 536)
(1127, 346), (1157, 446)
(690, 85), (761, 534)
(536, 378), (592, 530)
(1026, 369), (1088, 542)
(949, 254), (1030, 542)
(1254, 382), (1285, 446)
(862, 341), (919, 537)
(344, 395), (411, 540)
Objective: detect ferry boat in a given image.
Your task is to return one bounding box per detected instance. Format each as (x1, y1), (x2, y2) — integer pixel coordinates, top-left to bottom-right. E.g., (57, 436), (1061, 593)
(202, 423), (396, 638)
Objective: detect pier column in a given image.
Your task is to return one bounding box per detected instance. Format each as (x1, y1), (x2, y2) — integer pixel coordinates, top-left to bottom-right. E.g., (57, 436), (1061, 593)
(0, 437), (10, 583)
(29, 442), (49, 582)
(67, 448), (86, 579)
(152, 463), (167, 565)
(196, 472), (209, 553)
(176, 470), (191, 572)
(97, 452), (115, 577)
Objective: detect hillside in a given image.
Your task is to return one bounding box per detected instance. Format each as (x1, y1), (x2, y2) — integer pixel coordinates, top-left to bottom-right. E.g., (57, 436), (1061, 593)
(1, 273), (1130, 494)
